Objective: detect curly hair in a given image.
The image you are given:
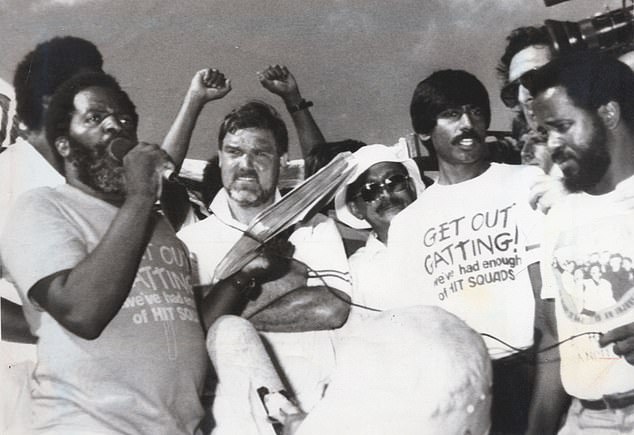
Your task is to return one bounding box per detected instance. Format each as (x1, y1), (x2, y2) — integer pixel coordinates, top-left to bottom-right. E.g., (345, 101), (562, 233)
(13, 36), (103, 131)
(218, 100), (288, 155)
(523, 51), (634, 133)
(497, 26), (552, 82)
(45, 71), (137, 170)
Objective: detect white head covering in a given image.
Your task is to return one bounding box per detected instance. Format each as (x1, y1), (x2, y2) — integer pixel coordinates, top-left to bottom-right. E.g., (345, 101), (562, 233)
(294, 306), (492, 435)
(334, 144), (425, 229)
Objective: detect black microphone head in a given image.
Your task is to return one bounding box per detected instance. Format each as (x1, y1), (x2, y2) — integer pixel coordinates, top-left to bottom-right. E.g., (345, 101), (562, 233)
(107, 137), (136, 162)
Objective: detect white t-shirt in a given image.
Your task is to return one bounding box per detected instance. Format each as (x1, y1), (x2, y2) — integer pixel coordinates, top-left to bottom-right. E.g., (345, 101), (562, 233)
(388, 163), (544, 358)
(541, 175), (634, 400)
(0, 138), (64, 368)
(178, 188), (352, 410)
(348, 232), (415, 313)
(1, 184), (207, 434)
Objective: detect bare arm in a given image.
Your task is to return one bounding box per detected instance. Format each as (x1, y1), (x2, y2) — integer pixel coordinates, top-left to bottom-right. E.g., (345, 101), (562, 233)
(600, 321), (634, 364)
(29, 144), (166, 340)
(527, 297), (570, 434)
(200, 249), (350, 333)
(1, 297), (37, 343)
(258, 65), (325, 157)
(526, 262), (570, 434)
(161, 68), (231, 167)
(197, 272), (254, 331)
(247, 285), (350, 332)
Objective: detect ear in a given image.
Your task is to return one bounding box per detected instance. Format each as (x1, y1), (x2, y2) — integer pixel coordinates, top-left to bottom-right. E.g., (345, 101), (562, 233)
(348, 199), (366, 220)
(598, 101), (621, 130)
(54, 137), (71, 158)
(279, 153), (288, 168)
(417, 132), (431, 142)
(217, 151), (222, 168)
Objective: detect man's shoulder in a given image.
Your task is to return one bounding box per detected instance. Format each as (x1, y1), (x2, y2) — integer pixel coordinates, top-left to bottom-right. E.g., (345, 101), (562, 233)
(486, 162), (543, 185)
(298, 212), (332, 228)
(10, 185), (61, 211)
(178, 214), (223, 238)
(291, 212), (340, 241)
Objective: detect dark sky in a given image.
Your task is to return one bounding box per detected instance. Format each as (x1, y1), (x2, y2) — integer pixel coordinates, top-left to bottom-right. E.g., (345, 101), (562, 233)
(0, 0), (610, 159)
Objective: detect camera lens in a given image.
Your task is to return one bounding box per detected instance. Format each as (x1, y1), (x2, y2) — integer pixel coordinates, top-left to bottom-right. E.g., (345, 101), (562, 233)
(544, 7), (634, 54)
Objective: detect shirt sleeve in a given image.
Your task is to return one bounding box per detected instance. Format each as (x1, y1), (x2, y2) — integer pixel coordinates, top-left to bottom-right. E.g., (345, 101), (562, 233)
(539, 204), (564, 300)
(0, 188), (87, 309)
(515, 166), (547, 267)
(290, 214), (352, 295)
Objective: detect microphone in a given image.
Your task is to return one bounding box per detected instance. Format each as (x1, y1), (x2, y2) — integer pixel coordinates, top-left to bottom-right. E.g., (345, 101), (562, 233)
(107, 138), (178, 182)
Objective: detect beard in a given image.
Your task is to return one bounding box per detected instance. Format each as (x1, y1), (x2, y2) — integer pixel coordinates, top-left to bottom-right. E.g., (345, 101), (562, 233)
(225, 167), (276, 208)
(555, 119), (611, 193)
(67, 137), (126, 195)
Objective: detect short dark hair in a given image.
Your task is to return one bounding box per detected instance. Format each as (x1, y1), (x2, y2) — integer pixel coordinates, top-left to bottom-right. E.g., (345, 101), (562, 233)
(45, 72), (138, 166)
(523, 52), (634, 133)
(410, 69), (491, 135)
(305, 139), (366, 177)
(218, 100), (288, 155)
(13, 36), (104, 131)
(497, 26), (552, 82)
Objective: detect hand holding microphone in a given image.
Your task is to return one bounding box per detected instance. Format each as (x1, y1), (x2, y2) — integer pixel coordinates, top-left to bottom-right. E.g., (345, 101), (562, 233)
(108, 138), (177, 200)
(108, 138), (177, 182)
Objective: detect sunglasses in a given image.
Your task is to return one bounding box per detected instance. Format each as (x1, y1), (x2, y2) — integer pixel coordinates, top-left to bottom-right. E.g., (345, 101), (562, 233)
(356, 173), (410, 203)
(500, 68), (541, 108)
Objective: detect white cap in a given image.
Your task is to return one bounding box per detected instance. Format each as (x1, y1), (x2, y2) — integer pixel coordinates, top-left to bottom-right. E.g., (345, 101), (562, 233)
(334, 144), (425, 229)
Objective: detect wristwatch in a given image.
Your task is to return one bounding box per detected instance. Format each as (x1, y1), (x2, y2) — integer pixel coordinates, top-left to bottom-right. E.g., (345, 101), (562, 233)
(287, 98), (314, 114)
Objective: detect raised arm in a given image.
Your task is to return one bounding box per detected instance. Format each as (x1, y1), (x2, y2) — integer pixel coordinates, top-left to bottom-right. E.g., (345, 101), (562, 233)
(29, 144), (167, 340)
(258, 65), (325, 157)
(162, 68), (231, 167)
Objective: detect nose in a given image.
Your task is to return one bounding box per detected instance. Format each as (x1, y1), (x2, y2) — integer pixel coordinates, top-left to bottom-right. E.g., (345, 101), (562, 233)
(102, 114), (123, 135)
(518, 85), (532, 107)
(237, 152), (255, 169)
(375, 186), (392, 201)
(546, 132), (564, 153)
(459, 111), (474, 130)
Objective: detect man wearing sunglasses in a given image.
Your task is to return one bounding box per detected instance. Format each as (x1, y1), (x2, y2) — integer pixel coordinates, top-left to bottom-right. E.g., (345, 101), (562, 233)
(388, 69), (556, 434)
(498, 26), (555, 172)
(333, 144), (425, 311)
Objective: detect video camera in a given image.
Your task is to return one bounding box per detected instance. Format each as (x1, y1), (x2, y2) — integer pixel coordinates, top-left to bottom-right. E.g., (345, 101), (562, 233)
(543, 0), (634, 55)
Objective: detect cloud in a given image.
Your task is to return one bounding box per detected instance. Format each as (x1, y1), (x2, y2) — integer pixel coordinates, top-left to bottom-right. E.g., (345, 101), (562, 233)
(29, 0), (99, 12)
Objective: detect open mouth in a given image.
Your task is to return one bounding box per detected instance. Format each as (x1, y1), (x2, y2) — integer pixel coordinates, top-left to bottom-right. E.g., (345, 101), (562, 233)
(456, 136), (480, 149)
(234, 173), (258, 183)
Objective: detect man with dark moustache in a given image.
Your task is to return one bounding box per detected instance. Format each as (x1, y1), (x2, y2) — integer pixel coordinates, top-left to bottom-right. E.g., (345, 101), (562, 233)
(333, 144), (425, 312)
(388, 69), (558, 434)
(0, 71), (212, 434)
(524, 52), (634, 434)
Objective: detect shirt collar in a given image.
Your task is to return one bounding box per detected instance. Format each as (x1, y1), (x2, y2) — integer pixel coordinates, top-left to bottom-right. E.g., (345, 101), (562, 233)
(365, 231), (387, 251)
(208, 188), (282, 230)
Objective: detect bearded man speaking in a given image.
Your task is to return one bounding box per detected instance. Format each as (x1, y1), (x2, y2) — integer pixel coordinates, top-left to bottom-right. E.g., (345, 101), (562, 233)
(0, 72), (211, 434)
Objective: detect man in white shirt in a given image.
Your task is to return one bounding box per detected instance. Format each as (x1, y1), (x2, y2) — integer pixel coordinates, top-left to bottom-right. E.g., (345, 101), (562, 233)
(1, 37), (104, 433)
(177, 101), (352, 433)
(388, 69), (556, 434)
(333, 144), (424, 312)
(523, 51), (634, 434)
